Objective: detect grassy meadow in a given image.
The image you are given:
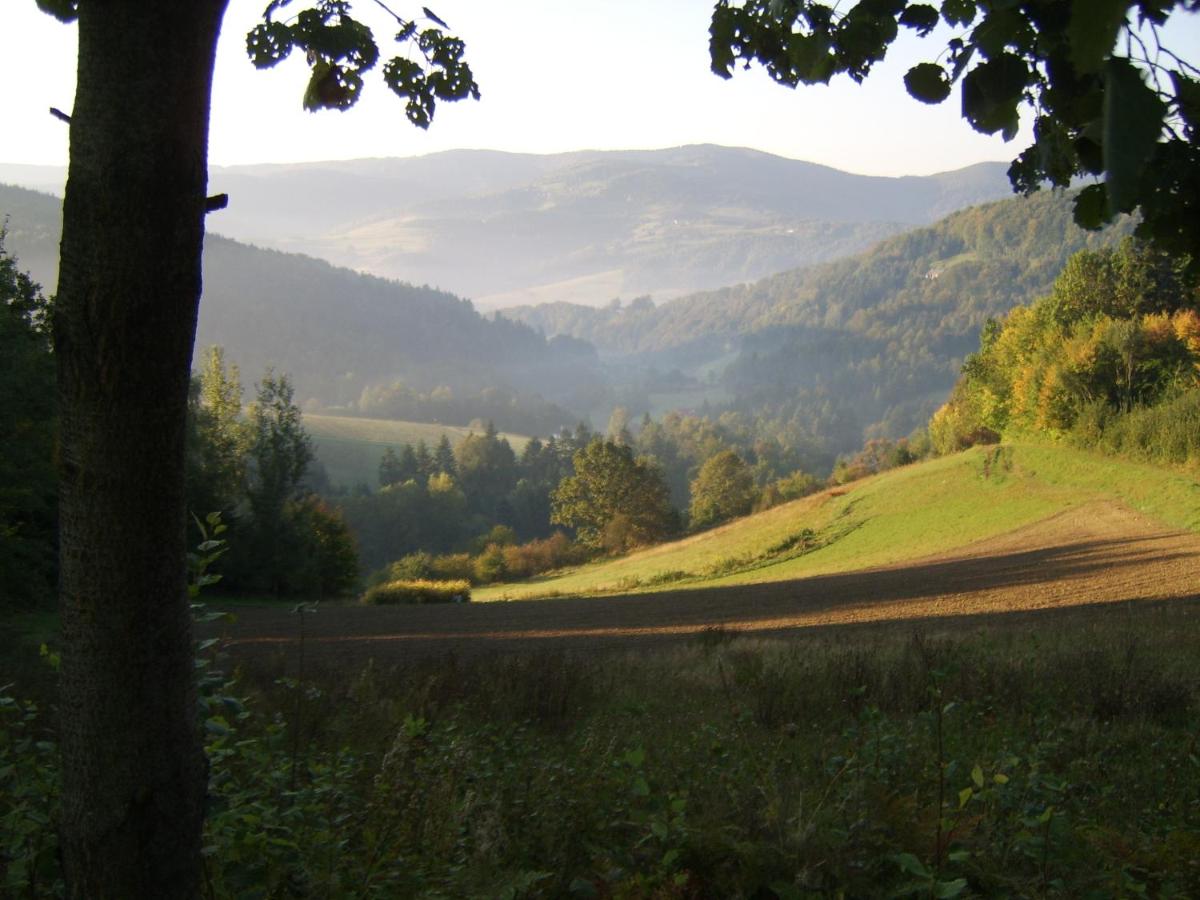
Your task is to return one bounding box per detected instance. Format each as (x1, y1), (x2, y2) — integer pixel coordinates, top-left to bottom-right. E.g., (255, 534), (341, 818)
(304, 413), (531, 489)
(476, 441), (1200, 601)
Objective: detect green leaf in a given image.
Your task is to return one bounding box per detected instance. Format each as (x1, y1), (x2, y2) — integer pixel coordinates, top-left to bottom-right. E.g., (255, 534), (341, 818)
(962, 52), (1028, 139)
(940, 0), (977, 27)
(972, 8), (1032, 59)
(892, 851), (932, 879)
(971, 764), (984, 788)
(384, 56), (435, 127)
(709, 5), (740, 78)
(303, 60), (363, 111)
(1068, 0), (1127, 74)
(247, 21), (295, 69)
(934, 878), (969, 898)
(905, 63), (952, 104)
(1103, 57), (1166, 214)
(1171, 71), (1200, 131)
(900, 4), (940, 36)
(958, 786), (973, 807)
(789, 33), (836, 84)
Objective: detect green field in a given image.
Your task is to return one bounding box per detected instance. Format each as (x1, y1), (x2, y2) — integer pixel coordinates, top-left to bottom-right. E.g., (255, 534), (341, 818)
(476, 441), (1200, 601)
(304, 413), (532, 488)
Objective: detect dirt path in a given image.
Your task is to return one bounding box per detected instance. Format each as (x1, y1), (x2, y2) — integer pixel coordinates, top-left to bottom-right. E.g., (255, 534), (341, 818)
(215, 501), (1200, 666)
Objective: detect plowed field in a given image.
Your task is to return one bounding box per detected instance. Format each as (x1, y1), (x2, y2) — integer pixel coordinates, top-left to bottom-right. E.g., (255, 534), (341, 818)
(216, 501), (1200, 666)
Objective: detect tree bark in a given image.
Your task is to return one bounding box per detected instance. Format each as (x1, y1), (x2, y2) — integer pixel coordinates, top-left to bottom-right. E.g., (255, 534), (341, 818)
(54, 2), (228, 896)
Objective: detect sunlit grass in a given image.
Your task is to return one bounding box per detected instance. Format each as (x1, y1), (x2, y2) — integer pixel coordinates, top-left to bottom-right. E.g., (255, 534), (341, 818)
(477, 442), (1200, 601)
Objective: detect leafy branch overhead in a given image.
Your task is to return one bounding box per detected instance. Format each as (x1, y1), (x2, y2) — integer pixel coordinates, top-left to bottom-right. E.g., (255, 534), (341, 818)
(247, 0), (479, 127)
(709, 0), (1200, 260)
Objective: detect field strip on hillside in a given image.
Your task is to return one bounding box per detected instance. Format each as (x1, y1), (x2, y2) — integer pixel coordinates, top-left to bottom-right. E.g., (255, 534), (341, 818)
(213, 500), (1200, 665)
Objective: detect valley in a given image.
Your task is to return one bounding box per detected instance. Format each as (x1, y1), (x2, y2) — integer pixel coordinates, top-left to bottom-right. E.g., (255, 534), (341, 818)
(7, 3), (1200, 894)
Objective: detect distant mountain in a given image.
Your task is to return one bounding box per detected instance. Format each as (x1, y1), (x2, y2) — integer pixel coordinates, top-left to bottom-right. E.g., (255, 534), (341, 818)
(0, 183), (601, 420)
(0, 146), (1012, 309)
(503, 190), (1133, 452)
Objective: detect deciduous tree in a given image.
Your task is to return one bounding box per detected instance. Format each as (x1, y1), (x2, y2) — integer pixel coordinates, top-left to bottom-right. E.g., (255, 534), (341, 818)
(709, 0), (1200, 259)
(689, 449), (757, 529)
(551, 439), (677, 551)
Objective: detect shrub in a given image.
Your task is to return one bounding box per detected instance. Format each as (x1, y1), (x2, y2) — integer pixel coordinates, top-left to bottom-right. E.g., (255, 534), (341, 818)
(470, 524), (517, 553)
(501, 532), (589, 580)
(474, 544), (508, 584)
(362, 579), (471, 605)
(429, 553), (475, 583)
(386, 551), (436, 581)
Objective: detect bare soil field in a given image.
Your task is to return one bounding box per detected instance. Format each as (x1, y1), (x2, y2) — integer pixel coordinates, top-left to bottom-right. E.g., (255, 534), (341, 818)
(215, 501), (1200, 667)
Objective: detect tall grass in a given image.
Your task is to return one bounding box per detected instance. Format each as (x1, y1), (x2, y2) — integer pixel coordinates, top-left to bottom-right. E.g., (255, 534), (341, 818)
(11, 601), (1195, 897)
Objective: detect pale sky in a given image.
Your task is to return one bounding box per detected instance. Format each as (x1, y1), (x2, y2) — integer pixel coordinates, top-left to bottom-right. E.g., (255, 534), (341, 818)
(2, 2), (1197, 177)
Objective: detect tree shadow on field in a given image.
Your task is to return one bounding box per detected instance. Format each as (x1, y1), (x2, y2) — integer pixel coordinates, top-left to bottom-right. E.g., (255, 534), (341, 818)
(216, 530), (1200, 666)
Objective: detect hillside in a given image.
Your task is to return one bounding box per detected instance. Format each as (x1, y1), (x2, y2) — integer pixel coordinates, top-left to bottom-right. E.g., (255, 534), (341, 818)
(0, 183), (601, 419)
(506, 191), (1133, 452)
(0, 146), (1012, 309)
(475, 442), (1200, 602)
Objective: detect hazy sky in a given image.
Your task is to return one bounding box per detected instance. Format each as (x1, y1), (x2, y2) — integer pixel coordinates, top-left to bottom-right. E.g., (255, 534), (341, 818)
(2, 2), (1197, 176)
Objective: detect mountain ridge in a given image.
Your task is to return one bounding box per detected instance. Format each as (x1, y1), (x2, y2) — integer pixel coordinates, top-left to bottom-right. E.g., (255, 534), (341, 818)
(0, 145), (1013, 309)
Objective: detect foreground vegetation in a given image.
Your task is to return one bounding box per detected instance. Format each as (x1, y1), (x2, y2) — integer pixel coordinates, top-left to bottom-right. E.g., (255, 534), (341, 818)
(5, 601), (1199, 897)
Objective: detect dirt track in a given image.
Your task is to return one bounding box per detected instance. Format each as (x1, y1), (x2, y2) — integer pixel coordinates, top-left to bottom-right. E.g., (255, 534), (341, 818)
(216, 501), (1200, 666)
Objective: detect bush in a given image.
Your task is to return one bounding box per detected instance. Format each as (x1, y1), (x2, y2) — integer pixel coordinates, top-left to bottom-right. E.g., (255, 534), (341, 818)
(1085, 387), (1200, 465)
(473, 544), (508, 584)
(470, 524), (517, 554)
(501, 532), (589, 580)
(385, 551), (435, 582)
(362, 579), (471, 605)
(429, 553), (475, 583)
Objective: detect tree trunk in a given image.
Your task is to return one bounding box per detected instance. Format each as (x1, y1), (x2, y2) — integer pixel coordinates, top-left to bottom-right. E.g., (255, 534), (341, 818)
(54, 2), (228, 896)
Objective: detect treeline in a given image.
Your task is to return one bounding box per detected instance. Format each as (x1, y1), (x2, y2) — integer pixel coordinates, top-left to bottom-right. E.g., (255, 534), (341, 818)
(344, 402), (927, 590)
(931, 239), (1200, 464)
(338, 422), (593, 572)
